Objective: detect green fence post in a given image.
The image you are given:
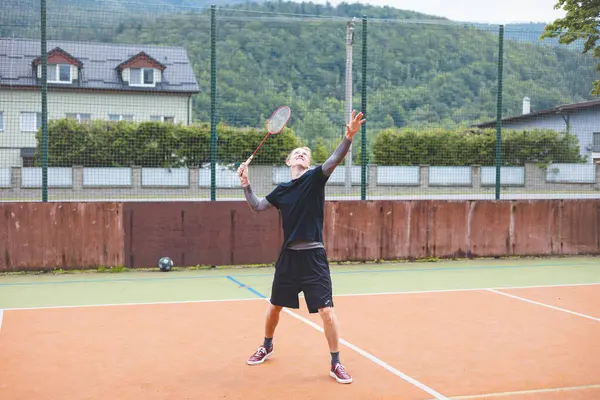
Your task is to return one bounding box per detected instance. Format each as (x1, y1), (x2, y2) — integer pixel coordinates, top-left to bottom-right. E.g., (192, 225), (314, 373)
(360, 15), (368, 201)
(210, 5), (217, 201)
(41, 0), (48, 202)
(495, 24), (504, 200)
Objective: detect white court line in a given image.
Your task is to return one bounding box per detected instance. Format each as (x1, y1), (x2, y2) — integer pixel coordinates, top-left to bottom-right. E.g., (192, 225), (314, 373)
(2, 297), (262, 311)
(4, 282), (600, 397)
(273, 300), (449, 400)
(487, 289), (600, 322)
(3, 282), (600, 311)
(334, 282), (600, 298)
(432, 383), (600, 399)
(2, 297), (449, 398)
(0, 309), (3, 332)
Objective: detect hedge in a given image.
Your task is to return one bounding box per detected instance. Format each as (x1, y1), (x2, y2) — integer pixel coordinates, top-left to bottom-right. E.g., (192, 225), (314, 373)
(371, 127), (586, 166)
(35, 120), (584, 168)
(34, 119), (302, 167)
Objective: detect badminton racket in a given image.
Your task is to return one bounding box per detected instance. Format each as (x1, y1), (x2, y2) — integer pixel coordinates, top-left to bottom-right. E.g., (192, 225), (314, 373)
(245, 106), (291, 165)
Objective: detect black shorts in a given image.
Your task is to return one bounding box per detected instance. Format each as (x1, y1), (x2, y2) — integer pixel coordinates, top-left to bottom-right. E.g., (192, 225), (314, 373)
(269, 247), (333, 314)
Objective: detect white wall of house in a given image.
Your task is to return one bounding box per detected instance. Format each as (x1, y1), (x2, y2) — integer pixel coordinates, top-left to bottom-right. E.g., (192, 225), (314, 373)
(0, 89), (192, 166)
(0, 149), (21, 168)
(567, 107), (600, 161)
(499, 107), (600, 163)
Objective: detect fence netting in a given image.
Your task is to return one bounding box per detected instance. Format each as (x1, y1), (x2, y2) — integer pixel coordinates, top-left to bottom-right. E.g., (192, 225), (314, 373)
(213, 8), (350, 200)
(0, 1), (598, 202)
(496, 27), (599, 199)
(364, 21), (501, 199)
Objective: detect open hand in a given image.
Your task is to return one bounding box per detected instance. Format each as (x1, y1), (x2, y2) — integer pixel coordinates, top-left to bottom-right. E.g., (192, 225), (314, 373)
(237, 162), (249, 187)
(345, 110), (366, 139)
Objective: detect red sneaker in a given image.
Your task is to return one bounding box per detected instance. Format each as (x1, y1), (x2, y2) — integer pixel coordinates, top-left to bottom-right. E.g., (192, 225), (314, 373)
(330, 363), (353, 384)
(247, 345), (273, 365)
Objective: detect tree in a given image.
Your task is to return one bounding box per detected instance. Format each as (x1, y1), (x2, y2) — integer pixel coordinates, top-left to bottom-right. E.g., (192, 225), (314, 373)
(541, 0), (600, 94)
(311, 137), (329, 164)
(293, 110), (339, 145)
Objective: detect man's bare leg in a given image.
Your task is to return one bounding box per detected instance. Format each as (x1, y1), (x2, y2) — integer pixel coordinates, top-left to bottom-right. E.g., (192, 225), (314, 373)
(318, 306), (340, 352)
(247, 303), (282, 365)
(318, 306), (352, 383)
(265, 303), (282, 339)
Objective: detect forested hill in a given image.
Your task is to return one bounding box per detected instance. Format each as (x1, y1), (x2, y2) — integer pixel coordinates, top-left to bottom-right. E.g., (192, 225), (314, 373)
(1, 0), (598, 146)
(111, 1), (597, 139)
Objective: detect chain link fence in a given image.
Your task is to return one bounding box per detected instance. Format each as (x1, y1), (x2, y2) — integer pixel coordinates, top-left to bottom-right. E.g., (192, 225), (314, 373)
(1, 0), (598, 202)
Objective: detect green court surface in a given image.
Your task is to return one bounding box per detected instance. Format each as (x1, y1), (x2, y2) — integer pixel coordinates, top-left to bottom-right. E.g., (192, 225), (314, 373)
(1, 256), (598, 309)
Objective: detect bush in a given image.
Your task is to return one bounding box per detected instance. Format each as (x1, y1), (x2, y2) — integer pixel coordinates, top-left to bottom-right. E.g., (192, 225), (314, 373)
(371, 127), (585, 166)
(35, 119), (302, 167)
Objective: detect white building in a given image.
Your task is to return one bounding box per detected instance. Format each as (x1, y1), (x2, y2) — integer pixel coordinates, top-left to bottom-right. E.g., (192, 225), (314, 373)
(0, 38), (200, 167)
(476, 97), (600, 164)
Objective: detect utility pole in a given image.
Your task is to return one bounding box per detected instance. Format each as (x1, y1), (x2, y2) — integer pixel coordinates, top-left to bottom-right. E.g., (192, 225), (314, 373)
(344, 18), (356, 189)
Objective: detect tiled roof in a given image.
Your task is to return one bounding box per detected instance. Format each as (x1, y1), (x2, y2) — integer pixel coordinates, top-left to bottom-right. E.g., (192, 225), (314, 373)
(0, 37), (200, 93)
(474, 99), (600, 128)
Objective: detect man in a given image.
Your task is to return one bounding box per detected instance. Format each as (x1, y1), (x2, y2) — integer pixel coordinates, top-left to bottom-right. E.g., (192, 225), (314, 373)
(237, 110), (366, 384)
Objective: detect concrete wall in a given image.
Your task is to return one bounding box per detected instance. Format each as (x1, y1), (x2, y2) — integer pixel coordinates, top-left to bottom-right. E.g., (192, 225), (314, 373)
(0, 88), (193, 167)
(1, 199), (598, 272)
(0, 202), (125, 271)
(1, 163), (598, 201)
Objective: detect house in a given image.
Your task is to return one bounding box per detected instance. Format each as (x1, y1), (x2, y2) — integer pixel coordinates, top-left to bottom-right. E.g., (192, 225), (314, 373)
(474, 97), (600, 164)
(0, 37), (200, 167)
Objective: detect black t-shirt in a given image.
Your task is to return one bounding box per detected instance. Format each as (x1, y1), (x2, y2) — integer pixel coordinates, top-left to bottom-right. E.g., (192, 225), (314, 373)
(266, 165), (329, 248)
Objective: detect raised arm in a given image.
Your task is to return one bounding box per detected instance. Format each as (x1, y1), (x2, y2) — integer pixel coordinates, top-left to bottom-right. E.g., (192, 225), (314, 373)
(242, 184), (273, 212)
(322, 110), (366, 177)
(237, 162), (274, 212)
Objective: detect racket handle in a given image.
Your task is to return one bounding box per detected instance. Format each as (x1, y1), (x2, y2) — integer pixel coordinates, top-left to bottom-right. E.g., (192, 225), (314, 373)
(245, 131), (270, 166)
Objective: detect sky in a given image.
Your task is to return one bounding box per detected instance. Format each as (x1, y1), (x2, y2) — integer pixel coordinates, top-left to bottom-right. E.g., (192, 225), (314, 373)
(309, 0), (566, 24)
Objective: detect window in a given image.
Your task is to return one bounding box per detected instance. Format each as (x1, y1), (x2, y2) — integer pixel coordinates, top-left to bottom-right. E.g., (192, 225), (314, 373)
(59, 64), (70, 81)
(0, 112), (3, 131)
(20, 112), (42, 132)
(143, 68), (154, 84)
(593, 132), (600, 151)
(129, 68), (155, 86)
(109, 114), (134, 121)
(47, 64), (72, 83)
(66, 113), (91, 122)
(21, 148), (36, 167)
(150, 115), (175, 123)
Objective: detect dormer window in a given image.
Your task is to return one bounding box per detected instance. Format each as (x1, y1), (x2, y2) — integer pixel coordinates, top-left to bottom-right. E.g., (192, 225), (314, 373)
(48, 64), (72, 83)
(32, 47), (82, 85)
(117, 51), (166, 89)
(129, 67), (155, 86)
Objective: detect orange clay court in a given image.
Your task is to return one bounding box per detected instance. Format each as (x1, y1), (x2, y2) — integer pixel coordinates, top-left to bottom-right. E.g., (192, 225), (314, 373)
(0, 256), (599, 400)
